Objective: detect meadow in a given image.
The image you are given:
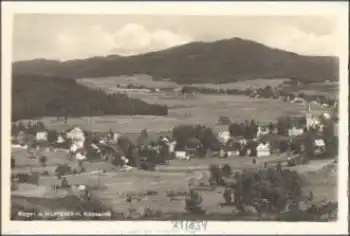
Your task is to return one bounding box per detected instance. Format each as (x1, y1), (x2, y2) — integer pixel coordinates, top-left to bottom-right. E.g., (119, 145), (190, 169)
(11, 145), (336, 219)
(22, 75), (330, 141)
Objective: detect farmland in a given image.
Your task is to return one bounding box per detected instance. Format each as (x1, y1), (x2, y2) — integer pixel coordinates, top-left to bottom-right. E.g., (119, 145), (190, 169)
(11, 146), (336, 220)
(23, 75), (331, 137)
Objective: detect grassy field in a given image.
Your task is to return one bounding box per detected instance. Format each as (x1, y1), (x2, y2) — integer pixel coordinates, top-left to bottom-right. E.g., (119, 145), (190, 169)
(78, 76), (290, 90)
(11, 145), (336, 219)
(21, 76), (331, 138)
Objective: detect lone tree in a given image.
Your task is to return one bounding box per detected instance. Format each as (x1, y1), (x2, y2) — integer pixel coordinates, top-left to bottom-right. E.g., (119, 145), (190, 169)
(209, 164), (224, 185)
(185, 189), (205, 214)
(55, 164), (72, 178)
(11, 158), (15, 168)
(39, 155), (48, 167)
(223, 188), (233, 205)
(221, 164), (232, 177)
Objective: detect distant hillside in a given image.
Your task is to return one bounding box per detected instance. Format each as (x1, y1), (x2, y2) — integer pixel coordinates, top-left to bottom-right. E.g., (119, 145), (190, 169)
(12, 74), (168, 121)
(13, 38), (339, 84)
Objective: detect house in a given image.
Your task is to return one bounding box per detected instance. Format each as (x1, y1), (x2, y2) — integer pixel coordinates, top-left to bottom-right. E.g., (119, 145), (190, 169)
(107, 131), (121, 144)
(288, 127), (304, 137)
(175, 151), (190, 160)
(218, 131), (231, 144)
(35, 129), (48, 142)
(66, 127), (85, 143)
(291, 97), (304, 104)
(57, 134), (65, 144)
(314, 139), (326, 154)
(225, 139), (241, 156)
(257, 126), (270, 138)
(18, 130), (27, 143)
(66, 127), (85, 149)
(256, 142), (271, 157)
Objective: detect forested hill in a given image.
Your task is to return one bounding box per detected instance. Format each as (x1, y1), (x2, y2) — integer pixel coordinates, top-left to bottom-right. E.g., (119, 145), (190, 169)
(12, 74), (168, 121)
(13, 38), (338, 84)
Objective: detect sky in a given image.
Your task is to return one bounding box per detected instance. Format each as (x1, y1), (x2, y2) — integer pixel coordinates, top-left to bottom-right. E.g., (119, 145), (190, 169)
(12, 14), (337, 61)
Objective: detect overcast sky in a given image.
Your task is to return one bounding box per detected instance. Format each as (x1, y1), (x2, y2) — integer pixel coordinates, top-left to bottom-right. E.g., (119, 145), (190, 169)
(13, 14), (337, 61)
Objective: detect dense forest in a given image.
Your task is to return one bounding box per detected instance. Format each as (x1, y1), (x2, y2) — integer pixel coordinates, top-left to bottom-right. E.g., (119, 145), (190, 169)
(13, 38), (338, 84)
(12, 75), (168, 121)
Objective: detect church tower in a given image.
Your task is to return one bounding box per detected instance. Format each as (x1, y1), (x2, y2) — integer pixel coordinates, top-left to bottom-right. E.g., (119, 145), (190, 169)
(305, 102), (313, 130)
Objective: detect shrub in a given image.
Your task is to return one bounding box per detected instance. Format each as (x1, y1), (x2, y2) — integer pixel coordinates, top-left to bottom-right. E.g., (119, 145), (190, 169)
(172, 125), (220, 151)
(11, 158), (15, 168)
(218, 116), (231, 125)
(185, 189), (205, 214)
(143, 207), (162, 218)
(55, 164), (72, 176)
(209, 164), (224, 185)
(228, 167), (305, 212)
(223, 188), (233, 204)
(39, 155), (48, 167)
(221, 164), (232, 177)
(47, 130), (58, 143)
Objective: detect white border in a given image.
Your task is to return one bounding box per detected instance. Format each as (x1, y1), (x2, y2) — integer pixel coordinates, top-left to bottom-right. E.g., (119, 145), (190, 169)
(1, 1), (349, 235)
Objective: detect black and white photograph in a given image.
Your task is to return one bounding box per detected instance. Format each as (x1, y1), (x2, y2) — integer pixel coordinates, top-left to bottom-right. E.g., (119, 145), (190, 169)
(1, 1), (348, 235)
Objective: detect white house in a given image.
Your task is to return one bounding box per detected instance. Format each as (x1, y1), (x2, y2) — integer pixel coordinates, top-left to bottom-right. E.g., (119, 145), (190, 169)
(218, 131), (231, 144)
(323, 113), (331, 120)
(66, 127), (85, 143)
(257, 126), (270, 138)
(256, 143), (271, 157)
(36, 131), (48, 142)
(314, 139), (326, 154)
(288, 127), (304, 137)
(291, 97), (304, 104)
(57, 135), (65, 144)
(175, 151), (190, 160)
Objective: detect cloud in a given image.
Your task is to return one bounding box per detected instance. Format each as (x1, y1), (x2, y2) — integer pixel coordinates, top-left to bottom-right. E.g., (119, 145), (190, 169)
(50, 23), (192, 60)
(258, 25), (336, 56)
(12, 16), (336, 61)
(110, 23), (192, 55)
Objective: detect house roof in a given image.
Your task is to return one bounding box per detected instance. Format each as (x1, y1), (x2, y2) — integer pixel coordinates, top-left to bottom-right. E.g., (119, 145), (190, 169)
(314, 139), (325, 147)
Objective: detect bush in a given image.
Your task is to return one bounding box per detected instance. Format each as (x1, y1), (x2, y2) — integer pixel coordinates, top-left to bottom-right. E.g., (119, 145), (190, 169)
(185, 189), (205, 214)
(55, 164), (72, 176)
(218, 116), (231, 125)
(143, 207), (162, 218)
(279, 140), (289, 153)
(221, 164), (232, 177)
(229, 167), (305, 212)
(47, 130), (58, 143)
(209, 164), (224, 185)
(11, 158), (15, 168)
(39, 155), (48, 167)
(223, 188), (233, 204)
(172, 125), (220, 151)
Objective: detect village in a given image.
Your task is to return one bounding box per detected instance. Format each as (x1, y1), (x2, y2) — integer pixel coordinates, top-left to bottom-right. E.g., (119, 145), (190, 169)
(11, 96), (338, 220)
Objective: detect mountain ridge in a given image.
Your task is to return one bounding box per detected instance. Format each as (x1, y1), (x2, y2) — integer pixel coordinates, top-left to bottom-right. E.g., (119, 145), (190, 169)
(13, 37), (339, 84)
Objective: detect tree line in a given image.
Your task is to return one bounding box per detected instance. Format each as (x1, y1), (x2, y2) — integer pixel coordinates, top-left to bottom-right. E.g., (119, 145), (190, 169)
(12, 75), (168, 121)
